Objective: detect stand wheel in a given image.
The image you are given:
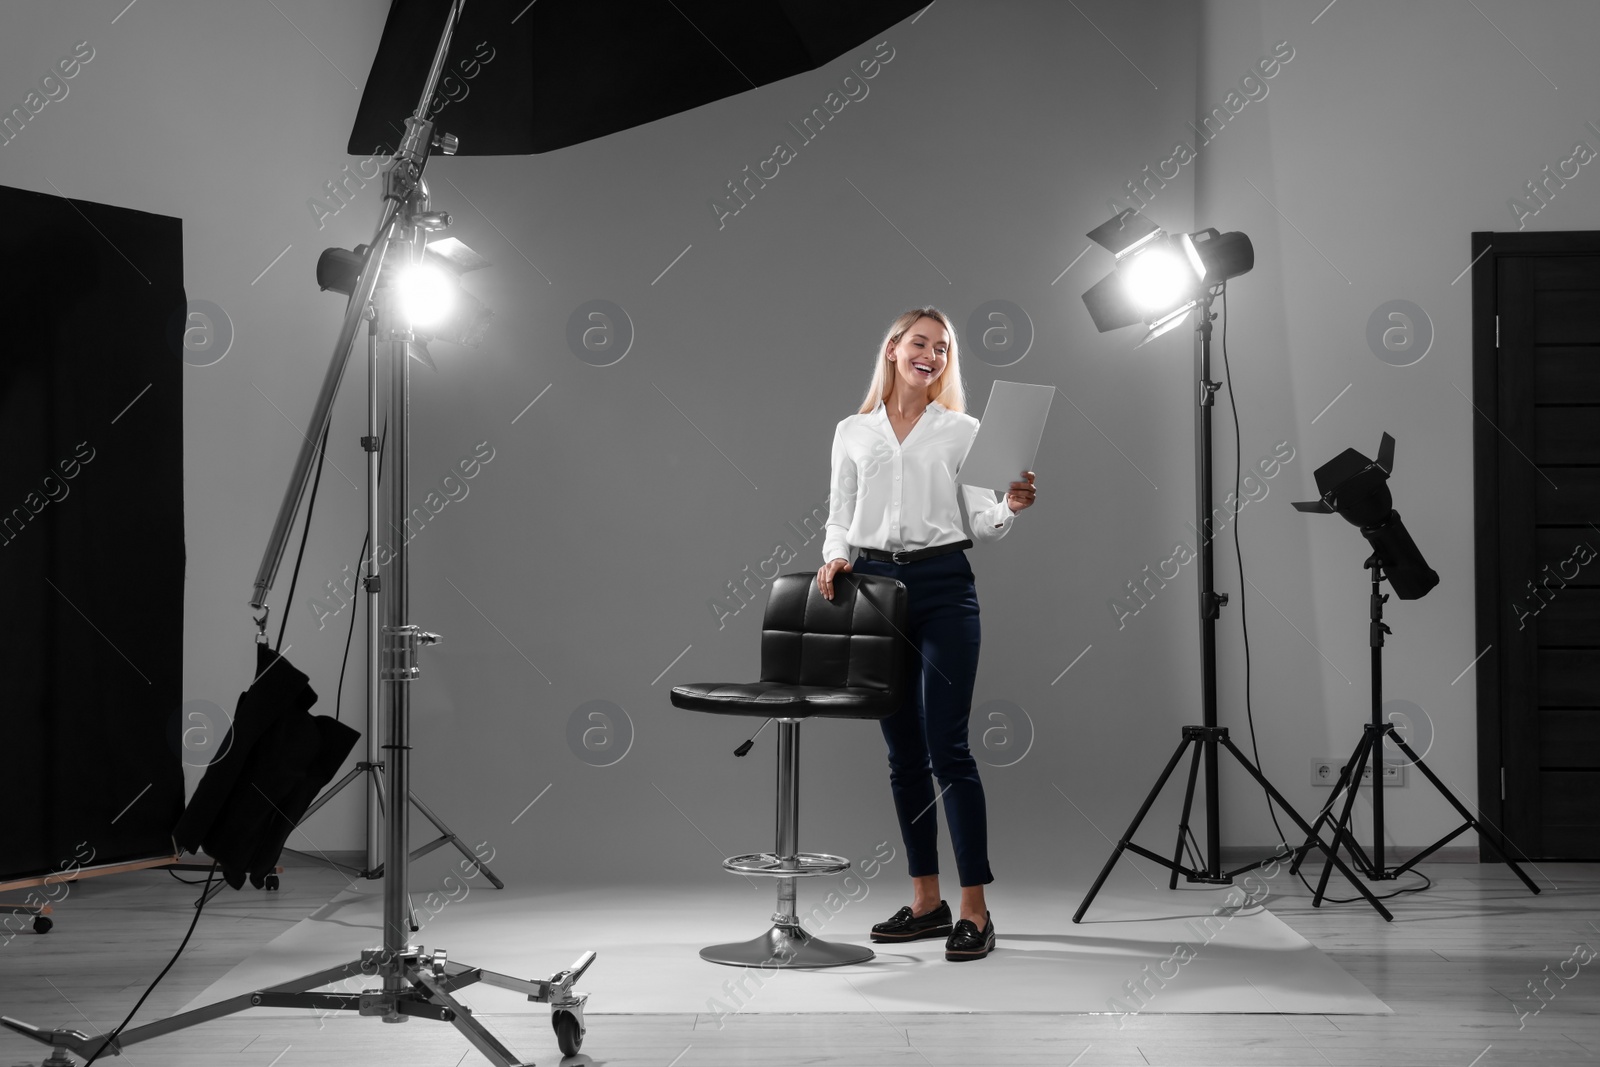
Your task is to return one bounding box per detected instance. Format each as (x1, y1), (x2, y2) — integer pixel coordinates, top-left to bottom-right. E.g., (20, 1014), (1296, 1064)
(552, 1010), (582, 1056)
(34, 915), (53, 934)
(264, 874), (280, 891)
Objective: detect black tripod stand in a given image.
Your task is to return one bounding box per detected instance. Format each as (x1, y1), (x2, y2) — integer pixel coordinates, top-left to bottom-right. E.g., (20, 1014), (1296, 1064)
(1072, 722), (1396, 921)
(1289, 555), (1542, 903)
(1073, 286), (1395, 923)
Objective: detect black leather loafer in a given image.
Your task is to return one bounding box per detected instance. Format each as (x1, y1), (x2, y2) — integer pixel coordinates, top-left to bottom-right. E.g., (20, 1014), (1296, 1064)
(870, 900), (953, 943)
(944, 910), (995, 961)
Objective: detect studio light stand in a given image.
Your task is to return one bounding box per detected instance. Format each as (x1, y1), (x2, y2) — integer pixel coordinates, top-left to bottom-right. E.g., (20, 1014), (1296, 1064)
(1, 4), (594, 1063)
(1072, 278), (1395, 923)
(1288, 437), (1541, 905)
(289, 295), (504, 890)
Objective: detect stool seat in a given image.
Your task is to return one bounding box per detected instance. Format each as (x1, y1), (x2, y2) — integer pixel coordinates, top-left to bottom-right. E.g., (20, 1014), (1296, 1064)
(723, 850), (852, 877)
(669, 681), (898, 720)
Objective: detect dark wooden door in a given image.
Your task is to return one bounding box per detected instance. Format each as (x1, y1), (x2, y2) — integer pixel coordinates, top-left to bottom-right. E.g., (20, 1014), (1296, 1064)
(1474, 231), (1600, 860)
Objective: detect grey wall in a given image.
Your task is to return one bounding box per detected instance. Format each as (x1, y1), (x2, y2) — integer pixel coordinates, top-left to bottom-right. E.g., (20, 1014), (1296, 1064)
(1194, 0), (1600, 856)
(5, 0), (1593, 892)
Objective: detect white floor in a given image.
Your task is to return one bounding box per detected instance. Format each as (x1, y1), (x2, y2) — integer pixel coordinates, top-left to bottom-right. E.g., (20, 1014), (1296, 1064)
(180, 875), (1390, 1018)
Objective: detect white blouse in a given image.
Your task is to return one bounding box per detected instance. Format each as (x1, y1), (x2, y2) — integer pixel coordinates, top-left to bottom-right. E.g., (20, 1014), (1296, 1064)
(823, 400), (1015, 565)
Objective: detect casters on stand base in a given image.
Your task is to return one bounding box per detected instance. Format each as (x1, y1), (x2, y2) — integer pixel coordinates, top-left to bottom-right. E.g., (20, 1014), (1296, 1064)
(552, 1009), (583, 1056)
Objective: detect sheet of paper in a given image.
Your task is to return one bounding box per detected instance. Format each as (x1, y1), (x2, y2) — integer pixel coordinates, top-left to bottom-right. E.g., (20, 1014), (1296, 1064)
(956, 380), (1055, 492)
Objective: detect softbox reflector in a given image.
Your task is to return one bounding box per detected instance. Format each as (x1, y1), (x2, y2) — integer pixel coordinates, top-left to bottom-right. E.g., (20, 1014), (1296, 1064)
(348, 0), (929, 155)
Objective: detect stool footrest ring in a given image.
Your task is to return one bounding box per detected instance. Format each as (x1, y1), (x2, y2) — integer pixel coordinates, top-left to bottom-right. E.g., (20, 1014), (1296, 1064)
(722, 851), (851, 877)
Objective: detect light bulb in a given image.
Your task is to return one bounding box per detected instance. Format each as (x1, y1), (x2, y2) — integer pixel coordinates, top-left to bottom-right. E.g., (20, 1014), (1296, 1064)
(397, 263), (455, 326)
(1122, 246), (1196, 315)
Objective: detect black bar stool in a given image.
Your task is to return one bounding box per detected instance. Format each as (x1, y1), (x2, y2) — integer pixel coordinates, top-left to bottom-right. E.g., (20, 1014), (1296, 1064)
(670, 570), (909, 968)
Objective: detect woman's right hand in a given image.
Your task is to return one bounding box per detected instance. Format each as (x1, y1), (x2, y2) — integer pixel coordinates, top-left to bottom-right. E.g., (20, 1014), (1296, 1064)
(817, 557), (852, 601)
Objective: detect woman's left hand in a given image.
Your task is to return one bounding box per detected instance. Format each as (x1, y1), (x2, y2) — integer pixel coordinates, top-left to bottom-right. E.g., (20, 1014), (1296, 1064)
(1006, 470), (1036, 514)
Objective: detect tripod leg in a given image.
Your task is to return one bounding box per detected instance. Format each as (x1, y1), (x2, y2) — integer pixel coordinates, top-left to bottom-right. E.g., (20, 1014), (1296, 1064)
(1314, 735), (1372, 906)
(1318, 736), (1382, 878)
(300, 765), (365, 824)
(411, 967), (531, 1067)
(1169, 740), (1206, 890)
(1074, 736), (1194, 923)
(1332, 736), (1385, 876)
(1292, 728), (1369, 874)
(1391, 738), (1543, 895)
(1292, 771), (1344, 883)
(1291, 750), (1354, 876)
(409, 790), (506, 889)
(1219, 737), (1393, 921)
(1291, 791), (1337, 876)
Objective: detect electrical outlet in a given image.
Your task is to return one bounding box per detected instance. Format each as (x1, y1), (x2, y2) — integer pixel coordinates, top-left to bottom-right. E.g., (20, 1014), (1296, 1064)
(1310, 757), (1344, 785)
(1310, 758), (1406, 787)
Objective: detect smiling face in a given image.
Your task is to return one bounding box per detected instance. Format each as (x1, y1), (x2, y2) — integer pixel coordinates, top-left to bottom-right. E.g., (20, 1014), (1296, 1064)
(886, 315), (949, 402)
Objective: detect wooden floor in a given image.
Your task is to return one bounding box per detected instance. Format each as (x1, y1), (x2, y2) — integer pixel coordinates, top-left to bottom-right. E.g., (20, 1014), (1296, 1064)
(1, 854), (1597, 1066)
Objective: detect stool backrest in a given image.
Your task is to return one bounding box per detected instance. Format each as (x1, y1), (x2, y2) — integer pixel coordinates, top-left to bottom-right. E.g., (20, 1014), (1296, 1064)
(759, 572), (909, 711)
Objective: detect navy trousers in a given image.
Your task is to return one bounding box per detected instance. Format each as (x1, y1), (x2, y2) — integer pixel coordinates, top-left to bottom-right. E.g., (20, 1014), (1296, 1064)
(850, 549), (993, 888)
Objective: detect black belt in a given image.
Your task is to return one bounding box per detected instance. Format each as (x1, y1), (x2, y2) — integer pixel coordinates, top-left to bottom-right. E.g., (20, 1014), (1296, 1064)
(858, 539), (972, 565)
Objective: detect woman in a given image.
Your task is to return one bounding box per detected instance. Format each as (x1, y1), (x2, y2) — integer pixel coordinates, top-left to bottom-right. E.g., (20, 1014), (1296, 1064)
(816, 306), (1036, 963)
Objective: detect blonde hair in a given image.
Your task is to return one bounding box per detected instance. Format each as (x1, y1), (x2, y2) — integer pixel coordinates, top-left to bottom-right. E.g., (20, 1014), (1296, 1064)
(856, 306), (967, 415)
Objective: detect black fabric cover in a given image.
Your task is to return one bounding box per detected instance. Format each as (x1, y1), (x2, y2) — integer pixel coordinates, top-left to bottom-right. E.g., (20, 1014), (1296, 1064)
(348, 0), (929, 156)
(670, 572), (908, 720)
(173, 644), (360, 889)
(0, 184), (187, 882)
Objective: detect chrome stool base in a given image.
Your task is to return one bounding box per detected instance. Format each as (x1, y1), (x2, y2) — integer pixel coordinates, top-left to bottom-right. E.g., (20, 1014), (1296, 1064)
(697, 720), (874, 969)
(699, 922), (874, 968)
